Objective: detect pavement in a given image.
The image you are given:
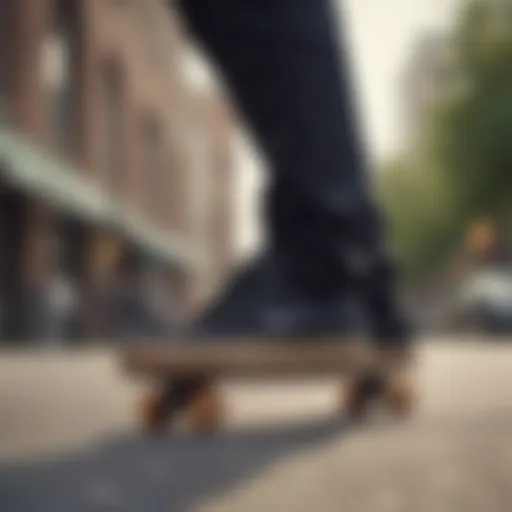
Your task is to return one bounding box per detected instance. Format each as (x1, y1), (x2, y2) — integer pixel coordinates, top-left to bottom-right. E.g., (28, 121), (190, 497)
(0, 338), (512, 511)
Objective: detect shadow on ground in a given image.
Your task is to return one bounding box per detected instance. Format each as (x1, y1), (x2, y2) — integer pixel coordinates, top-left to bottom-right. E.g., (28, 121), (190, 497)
(0, 417), (349, 512)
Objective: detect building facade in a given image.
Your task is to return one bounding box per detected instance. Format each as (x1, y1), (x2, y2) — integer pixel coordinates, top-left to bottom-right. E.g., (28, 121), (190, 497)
(0, 0), (236, 341)
(400, 32), (456, 149)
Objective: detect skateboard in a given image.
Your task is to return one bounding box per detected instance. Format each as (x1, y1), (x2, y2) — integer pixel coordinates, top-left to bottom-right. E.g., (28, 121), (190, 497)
(120, 340), (415, 433)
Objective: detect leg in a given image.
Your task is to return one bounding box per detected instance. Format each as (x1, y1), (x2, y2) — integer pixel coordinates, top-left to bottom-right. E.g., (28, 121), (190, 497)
(177, 0), (409, 336)
(178, 0), (377, 298)
(173, 0), (413, 418)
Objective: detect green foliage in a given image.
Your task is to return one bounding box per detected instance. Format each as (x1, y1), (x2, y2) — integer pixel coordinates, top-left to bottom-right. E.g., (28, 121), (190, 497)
(380, 0), (512, 281)
(379, 159), (461, 280)
(430, 0), (512, 220)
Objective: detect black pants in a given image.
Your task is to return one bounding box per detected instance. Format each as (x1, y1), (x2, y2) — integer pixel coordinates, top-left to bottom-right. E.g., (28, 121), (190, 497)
(177, 0), (403, 339)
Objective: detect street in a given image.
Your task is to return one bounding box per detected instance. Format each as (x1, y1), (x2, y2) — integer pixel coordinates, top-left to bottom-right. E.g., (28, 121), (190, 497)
(1, 339), (512, 511)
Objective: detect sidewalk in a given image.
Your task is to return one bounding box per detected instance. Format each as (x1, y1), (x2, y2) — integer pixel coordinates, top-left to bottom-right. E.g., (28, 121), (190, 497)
(0, 341), (511, 511)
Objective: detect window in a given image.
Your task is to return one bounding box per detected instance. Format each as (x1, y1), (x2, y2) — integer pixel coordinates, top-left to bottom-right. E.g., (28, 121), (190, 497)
(0, 1), (14, 123)
(100, 60), (124, 192)
(140, 116), (165, 220)
(43, 0), (82, 158)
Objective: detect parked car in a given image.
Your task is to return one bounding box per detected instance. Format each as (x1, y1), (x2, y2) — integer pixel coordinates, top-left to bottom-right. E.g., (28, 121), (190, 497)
(447, 268), (512, 334)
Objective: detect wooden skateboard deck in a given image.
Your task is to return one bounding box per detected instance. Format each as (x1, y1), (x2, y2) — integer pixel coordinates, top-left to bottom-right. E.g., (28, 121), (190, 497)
(121, 340), (376, 378)
(119, 340), (414, 433)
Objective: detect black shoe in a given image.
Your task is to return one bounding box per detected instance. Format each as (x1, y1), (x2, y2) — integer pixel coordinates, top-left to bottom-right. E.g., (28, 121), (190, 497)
(159, 250), (360, 422)
(190, 250), (360, 339)
(364, 260), (412, 349)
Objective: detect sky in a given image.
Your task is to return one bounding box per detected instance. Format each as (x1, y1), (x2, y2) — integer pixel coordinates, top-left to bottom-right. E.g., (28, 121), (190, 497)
(341, 0), (460, 158)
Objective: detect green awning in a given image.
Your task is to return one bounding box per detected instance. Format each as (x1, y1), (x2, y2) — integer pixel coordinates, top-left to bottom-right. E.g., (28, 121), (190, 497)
(0, 127), (195, 268)
(0, 128), (110, 224)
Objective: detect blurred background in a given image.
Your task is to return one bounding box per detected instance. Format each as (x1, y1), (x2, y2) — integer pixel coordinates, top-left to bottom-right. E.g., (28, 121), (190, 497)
(0, 0), (244, 343)
(1, 0), (512, 344)
(2, 0), (512, 346)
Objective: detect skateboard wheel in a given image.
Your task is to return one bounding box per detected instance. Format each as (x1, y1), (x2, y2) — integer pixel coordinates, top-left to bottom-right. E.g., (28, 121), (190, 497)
(343, 374), (381, 420)
(383, 373), (415, 418)
(344, 372), (415, 420)
(186, 384), (223, 433)
(140, 389), (172, 433)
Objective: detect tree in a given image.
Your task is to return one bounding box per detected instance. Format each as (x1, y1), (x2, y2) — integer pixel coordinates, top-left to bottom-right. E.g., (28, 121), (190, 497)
(379, 158), (460, 281)
(377, 0), (512, 281)
(428, 0), (512, 223)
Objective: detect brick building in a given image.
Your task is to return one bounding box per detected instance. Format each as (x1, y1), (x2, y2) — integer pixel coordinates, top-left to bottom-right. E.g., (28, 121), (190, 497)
(0, 0), (235, 340)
